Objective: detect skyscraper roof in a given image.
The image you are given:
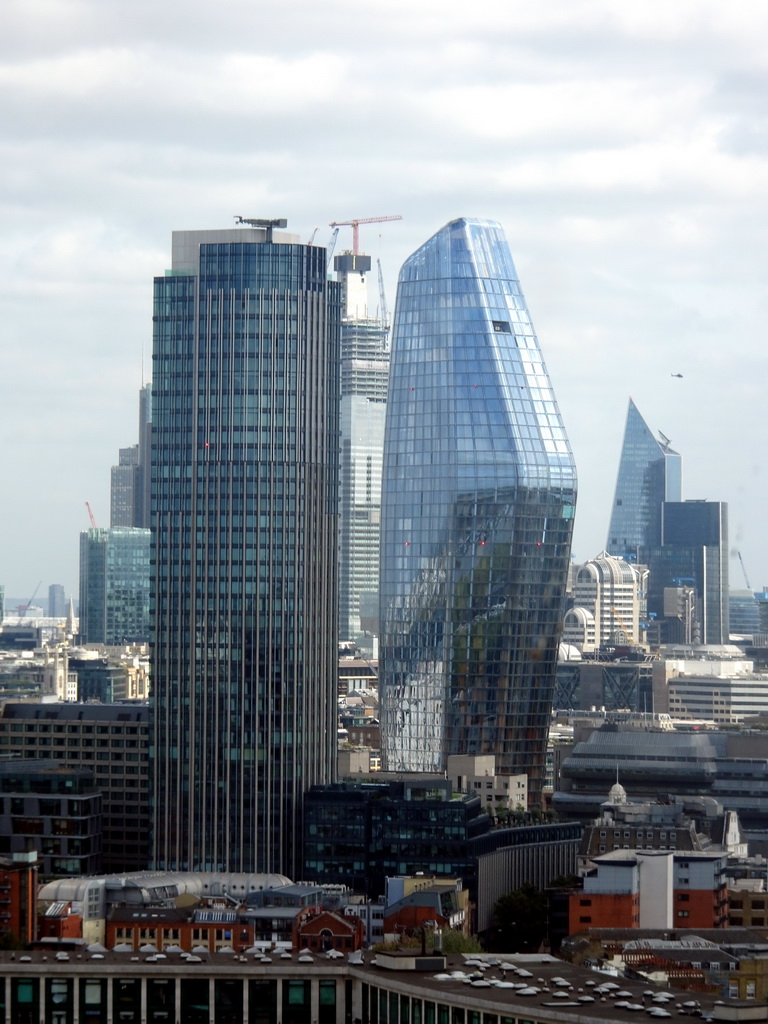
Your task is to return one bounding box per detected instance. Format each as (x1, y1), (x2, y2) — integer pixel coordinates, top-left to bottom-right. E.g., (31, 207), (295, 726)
(606, 398), (682, 561)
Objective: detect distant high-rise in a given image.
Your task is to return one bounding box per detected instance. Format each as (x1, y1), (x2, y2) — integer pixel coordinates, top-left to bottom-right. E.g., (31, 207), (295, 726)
(110, 383), (152, 528)
(110, 445), (139, 527)
(607, 398), (682, 561)
(79, 527), (151, 645)
(48, 583), (66, 619)
(151, 224), (340, 875)
(335, 252), (389, 650)
(644, 500), (730, 644)
(379, 218), (577, 805)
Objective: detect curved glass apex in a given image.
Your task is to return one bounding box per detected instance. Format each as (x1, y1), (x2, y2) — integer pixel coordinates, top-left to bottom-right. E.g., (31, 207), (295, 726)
(607, 397), (682, 562)
(380, 218), (577, 804)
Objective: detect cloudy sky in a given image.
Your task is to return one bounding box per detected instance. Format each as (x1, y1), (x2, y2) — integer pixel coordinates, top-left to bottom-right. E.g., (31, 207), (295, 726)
(2, 0), (767, 605)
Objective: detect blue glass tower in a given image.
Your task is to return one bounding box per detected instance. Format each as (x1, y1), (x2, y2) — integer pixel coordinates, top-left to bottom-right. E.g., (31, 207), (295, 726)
(151, 225), (340, 875)
(79, 527), (151, 645)
(607, 398), (682, 561)
(379, 218), (577, 804)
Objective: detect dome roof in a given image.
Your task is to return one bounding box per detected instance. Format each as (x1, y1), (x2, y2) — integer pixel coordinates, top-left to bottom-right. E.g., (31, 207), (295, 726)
(608, 781), (627, 804)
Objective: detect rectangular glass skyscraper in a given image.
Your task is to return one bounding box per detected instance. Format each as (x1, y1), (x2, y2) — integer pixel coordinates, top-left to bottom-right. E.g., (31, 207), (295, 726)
(335, 252), (389, 650)
(151, 225), (340, 875)
(380, 218), (577, 806)
(79, 527), (151, 645)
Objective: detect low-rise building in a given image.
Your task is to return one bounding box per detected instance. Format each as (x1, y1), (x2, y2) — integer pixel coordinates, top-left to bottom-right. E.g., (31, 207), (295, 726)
(0, 759), (101, 878)
(569, 849), (729, 935)
(0, 949), (763, 1024)
(0, 853), (37, 946)
(0, 701), (149, 872)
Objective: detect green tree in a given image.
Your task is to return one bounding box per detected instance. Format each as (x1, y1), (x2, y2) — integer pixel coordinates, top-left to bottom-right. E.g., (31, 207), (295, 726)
(490, 884), (548, 953)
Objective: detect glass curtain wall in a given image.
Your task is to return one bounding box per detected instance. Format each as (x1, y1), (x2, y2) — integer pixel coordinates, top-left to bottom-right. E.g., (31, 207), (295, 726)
(380, 218), (577, 804)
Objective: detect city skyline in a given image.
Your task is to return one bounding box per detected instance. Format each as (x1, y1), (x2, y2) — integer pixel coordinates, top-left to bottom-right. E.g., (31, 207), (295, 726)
(2, 1), (768, 598)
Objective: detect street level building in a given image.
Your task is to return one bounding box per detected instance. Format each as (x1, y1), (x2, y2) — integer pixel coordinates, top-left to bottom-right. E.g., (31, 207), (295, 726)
(151, 224), (340, 875)
(0, 949), (760, 1024)
(380, 218), (577, 805)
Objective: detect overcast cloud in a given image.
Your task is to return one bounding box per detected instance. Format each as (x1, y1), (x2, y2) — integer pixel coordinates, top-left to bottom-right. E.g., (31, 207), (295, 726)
(1, 0), (767, 602)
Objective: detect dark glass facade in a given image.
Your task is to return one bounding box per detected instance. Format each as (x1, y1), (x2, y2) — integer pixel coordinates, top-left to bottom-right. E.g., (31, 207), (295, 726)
(607, 398), (682, 561)
(379, 218), (577, 804)
(151, 228), (340, 875)
(303, 778), (490, 897)
(644, 500), (729, 644)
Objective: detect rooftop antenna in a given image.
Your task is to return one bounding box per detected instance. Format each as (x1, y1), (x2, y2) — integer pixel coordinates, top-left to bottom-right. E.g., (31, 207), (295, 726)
(234, 217), (288, 242)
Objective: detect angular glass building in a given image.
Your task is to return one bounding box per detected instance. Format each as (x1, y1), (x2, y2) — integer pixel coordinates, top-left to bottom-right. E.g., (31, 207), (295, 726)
(607, 398), (682, 561)
(379, 218), (577, 805)
(151, 226), (340, 875)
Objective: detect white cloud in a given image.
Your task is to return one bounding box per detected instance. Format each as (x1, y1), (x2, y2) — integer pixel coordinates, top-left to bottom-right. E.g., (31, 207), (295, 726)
(0, 0), (767, 597)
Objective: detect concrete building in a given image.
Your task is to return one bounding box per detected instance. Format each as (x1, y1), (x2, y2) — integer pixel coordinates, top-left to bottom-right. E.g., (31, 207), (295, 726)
(0, 949), (761, 1024)
(0, 759), (101, 878)
(553, 720), (768, 835)
(380, 218), (577, 805)
(570, 848), (729, 933)
(562, 553), (647, 652)
(667, 667), (768, 723)
(151, 223), (341, 876)
(446, 754), (527, 815)
(0, 702), (149, 873)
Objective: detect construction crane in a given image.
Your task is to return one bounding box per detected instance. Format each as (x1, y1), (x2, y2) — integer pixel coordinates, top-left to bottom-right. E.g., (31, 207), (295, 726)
(737, 551), (752, 591)
(377, 258), (390, 329)
(20, 580), (42, 618)
(326, 227), (340, 262)
(610, 606), (634, 643)
(328, 214), (403, 255)
(85, 501), (97, 528)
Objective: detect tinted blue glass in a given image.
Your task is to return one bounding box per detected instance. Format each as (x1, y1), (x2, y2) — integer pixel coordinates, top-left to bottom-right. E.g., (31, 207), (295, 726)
(606, 398), (682, 560)
(379, 218), (577, 804)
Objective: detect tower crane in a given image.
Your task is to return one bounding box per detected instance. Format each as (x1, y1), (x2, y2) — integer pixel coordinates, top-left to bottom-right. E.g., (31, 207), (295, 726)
(328, 214), (403, 255)
(326, 227), (340, 261)
(85, 501), (97, 528)
(20, 580), (42, 618)
(737, 551), (752, 591)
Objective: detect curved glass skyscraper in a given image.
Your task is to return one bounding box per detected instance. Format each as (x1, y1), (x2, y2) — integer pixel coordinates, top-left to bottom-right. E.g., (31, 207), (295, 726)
(380, 218), (577, 803)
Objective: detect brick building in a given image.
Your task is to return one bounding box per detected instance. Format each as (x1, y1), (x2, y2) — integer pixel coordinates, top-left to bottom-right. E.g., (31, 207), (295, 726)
(569, 849), (729, 935)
